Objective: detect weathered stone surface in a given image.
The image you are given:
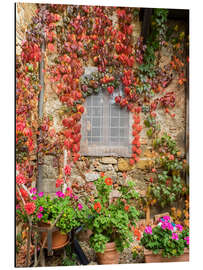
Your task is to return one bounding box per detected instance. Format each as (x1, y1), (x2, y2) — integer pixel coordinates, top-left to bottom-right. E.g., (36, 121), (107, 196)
(43, 155), (55, 166)
(16, 3), (37, 55)
(101, 157), (117, 164)
(135, 159), (154, 169)
(85, 172), (100, 182)
(42, 165), (58, 179)
(118, 158), (132, 171)
(41, 179), (59, 193)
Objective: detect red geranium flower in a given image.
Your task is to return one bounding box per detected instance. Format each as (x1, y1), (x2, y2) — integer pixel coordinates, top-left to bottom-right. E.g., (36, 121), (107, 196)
(16, 174), (26, 185)
(124, 205), (130, 211)
(24, 202), (36, 215)
(105, 178), (113, 186)
(56, 178), (64, 188)
(94, 202), (102, 213)
(133, 228), (141, 241)
(64, 165), (71, 176)
(100, 172), (105, 177)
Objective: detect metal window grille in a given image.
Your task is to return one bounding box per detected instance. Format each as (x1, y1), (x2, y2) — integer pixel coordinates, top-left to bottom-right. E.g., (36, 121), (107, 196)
(80, 86), (132, 157)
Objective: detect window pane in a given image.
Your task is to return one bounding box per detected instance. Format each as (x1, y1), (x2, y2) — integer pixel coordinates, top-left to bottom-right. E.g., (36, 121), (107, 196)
(111, 118), (119, 127)
(92, 117), (100, 127)
(120, 118), (128, 127)
(92, 128), (100, 137)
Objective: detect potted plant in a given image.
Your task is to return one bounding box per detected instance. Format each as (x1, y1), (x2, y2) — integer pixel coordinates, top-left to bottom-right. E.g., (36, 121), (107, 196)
(140, 215), (189, 263)
(82, 175), (140, 264)
(16, 186), (88, 250)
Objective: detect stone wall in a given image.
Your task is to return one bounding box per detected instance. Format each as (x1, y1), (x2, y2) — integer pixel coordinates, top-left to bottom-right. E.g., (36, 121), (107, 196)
(16, 3), (37, 55)
(16, 5), (187, 203)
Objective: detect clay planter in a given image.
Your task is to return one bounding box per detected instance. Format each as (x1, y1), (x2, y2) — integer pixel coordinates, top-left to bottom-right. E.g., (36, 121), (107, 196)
(96, 242), (119, 265)
(39, 222), (69, 250)
(144, 248), (189, 263)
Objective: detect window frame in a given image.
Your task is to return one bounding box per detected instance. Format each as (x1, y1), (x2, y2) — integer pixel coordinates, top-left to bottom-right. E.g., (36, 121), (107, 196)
(80, 89), (133, 157)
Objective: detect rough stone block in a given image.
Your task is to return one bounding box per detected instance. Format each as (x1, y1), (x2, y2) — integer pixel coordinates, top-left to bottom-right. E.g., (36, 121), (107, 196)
(85, 172), (100, 182)
(135, 159), (154, 170)
(118, 158), (132, 171)
(42, 165), (58, 179)
(41, 179), (58, 193)
(101, 157), (117, 164)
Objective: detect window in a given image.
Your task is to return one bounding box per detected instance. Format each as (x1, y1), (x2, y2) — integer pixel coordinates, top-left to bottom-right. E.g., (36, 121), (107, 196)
(80, 86), (132, 157)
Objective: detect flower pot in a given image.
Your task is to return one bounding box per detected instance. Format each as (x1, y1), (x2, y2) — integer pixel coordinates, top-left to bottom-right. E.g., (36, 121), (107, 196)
(144, 248), (189, 263)
(96, 242), (119, 264)
(39, 222), (69, 250)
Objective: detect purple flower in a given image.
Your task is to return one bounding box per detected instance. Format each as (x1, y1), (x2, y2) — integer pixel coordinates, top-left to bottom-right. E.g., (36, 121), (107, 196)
(38, 192), (44, 197)
(78, 204), (83, 210)
(39, 206), (44, 212)
(30, 188), (37, 194)
(37, 213), (43, 219)
(184, 236), (189, 245)
(32, 196), (37, 201)
(172, 233), (179, 240)
(145, 226), (152, 235)
(176, 224), (183, 232)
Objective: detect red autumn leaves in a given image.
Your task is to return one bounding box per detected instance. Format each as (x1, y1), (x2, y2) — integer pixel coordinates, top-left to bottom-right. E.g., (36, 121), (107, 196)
(63, 119), (82, 156)
(130, 108), (142, 165)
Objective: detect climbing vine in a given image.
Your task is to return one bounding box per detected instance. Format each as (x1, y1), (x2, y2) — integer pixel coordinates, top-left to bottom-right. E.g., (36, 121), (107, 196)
(16, 4), (188, 208)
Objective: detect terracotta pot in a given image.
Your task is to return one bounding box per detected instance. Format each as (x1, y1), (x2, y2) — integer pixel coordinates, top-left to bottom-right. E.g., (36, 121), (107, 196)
(144, 248), (189, 263)
(39, 222), (69, 250)
(96, 242), (119, 265)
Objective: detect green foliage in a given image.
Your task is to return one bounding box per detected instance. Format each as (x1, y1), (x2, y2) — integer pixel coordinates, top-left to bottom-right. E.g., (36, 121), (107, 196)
(62, 245), (78, 266)
(17, 193), (89, 234)
(83, 177), (140, 253)
(150, 133), (186, 208)
(144, 115), (160, 138)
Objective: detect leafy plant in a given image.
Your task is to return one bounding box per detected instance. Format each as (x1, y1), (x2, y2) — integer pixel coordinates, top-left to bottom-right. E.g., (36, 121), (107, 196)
(83, 176), (140, 253)
(148, 133), (187, 208)
(62, 245), (78, 266)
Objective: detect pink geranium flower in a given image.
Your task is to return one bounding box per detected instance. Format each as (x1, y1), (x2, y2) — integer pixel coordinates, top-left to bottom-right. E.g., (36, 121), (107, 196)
(39, 206), (44, 212)
(78, 204), (83, 210)
(30, 188), (37, 194)
(37, 213), (43, 219)
(176, 224), (183, 232)
(172, 233), (179, 240)
(167, 222), (174, 231)
(145, 226), (152, 235)
(162, 216), (170, 221)
(56, 191), (65, 198)
(38, 192), (44, 197)
(184, 236), (189, 245)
